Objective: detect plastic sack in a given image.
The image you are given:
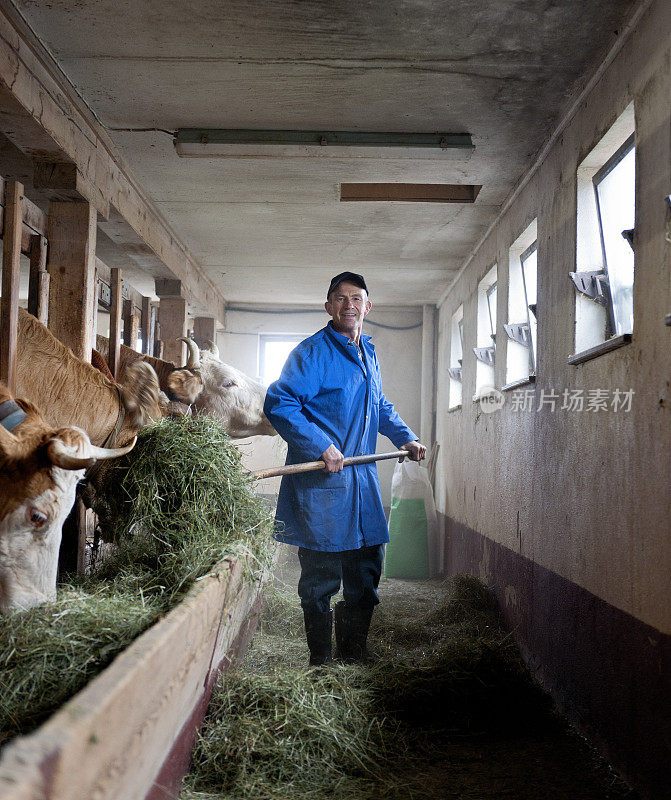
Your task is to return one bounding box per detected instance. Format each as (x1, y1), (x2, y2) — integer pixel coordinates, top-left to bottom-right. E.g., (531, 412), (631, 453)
(384, 459), (440, 579)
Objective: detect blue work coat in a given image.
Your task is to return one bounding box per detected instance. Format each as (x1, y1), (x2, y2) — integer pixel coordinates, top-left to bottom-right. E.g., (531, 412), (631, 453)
(263, 323), (417, 552)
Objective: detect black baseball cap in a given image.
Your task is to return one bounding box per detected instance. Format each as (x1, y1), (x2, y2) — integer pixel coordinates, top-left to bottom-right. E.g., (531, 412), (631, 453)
(327, 271), (368, 299)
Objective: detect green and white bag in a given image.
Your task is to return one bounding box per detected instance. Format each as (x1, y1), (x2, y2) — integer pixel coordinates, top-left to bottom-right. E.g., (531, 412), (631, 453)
(384, 460), (440, 579)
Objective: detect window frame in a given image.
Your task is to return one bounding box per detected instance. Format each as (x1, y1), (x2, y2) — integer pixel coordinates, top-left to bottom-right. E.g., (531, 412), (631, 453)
(258, 333), (305, 386)
(592, 132), (635, 338)
(519, 241), (537, 374)
(485, 281), (497, 341)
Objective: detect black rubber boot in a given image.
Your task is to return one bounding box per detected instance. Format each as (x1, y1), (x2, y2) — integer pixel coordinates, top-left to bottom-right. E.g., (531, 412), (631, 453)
(303, 609), (333, 666)
(334, 601), (375, 663)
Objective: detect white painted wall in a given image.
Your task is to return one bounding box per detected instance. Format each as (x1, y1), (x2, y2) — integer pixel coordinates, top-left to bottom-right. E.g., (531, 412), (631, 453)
(217, 304), (423, 508)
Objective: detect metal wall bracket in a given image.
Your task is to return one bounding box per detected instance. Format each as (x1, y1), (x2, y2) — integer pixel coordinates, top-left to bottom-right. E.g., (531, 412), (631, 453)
(569, 270), (610, 306)
(621, 228), (635, 250)
(503, 322), (531, 347)
(447, 367), (462, 382)
(473, 346), (496, 367)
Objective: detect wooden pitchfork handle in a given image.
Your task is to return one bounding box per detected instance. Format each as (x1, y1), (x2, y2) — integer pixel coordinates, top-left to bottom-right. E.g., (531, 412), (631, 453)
(252, 450), (408, 480)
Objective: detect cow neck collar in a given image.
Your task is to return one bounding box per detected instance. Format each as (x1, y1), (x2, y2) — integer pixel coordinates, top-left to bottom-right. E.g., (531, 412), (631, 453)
(0, 399), (27, 432)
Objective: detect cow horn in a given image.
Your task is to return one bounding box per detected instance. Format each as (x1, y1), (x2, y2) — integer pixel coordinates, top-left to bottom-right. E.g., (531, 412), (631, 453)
(178, 337), (201, 369)
(205, 340), (220, 359)
(48, 436), (137, 470)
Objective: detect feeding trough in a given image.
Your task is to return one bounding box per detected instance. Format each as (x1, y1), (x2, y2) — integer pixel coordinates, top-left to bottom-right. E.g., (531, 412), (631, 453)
(0, 415), (276, 800)
(0, 555), (267, 800)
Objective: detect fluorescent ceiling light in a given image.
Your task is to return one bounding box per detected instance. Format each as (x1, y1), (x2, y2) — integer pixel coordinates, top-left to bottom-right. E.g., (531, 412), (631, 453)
(340, 183), (481, 202)
(174, 129), (474, 159)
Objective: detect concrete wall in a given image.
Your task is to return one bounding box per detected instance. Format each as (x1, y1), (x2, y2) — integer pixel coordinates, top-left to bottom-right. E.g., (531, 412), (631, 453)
(434, 1), (670, 796)
(218, 305), (423, 507)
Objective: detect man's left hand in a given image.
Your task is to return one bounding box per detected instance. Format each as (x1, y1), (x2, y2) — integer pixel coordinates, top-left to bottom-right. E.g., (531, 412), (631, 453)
(400, 440), (426, 462)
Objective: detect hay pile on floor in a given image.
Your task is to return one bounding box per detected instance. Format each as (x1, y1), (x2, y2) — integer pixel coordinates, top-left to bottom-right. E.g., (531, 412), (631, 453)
(180, 575), (557, 800)
(0, 415), (273, 746)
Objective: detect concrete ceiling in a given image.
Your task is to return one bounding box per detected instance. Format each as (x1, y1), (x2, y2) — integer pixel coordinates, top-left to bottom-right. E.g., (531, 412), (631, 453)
(11, 0), (639, 306)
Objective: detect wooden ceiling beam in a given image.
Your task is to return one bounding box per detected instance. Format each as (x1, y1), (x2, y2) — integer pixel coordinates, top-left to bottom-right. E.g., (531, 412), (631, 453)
(0, 5), (226, 324)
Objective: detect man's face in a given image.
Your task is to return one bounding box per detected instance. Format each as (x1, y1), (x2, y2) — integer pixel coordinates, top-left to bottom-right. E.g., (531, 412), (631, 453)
(325, 281), (372, 338)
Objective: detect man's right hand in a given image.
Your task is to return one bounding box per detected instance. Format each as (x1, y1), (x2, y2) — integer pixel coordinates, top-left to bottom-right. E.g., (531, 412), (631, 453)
(321, 444), (345, 472)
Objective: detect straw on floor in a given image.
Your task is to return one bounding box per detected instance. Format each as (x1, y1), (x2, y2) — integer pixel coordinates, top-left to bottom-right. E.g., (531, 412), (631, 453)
(180, 575), (558, 800)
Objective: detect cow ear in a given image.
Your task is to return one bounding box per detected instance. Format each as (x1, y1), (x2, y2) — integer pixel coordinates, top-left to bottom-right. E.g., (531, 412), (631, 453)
(168, 369), (204, 404)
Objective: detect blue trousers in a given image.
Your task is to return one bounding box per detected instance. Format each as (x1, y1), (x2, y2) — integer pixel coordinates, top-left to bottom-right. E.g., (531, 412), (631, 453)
(297, 544), (385, 614)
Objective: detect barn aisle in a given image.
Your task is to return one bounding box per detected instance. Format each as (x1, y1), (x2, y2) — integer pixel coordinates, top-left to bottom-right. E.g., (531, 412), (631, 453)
(180, 556), (637, 800)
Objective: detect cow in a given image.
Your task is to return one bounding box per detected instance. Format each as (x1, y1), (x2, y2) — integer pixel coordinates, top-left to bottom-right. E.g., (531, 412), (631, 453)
(16, 308), (161, 449)
(95, 336), (203, 412)
(96, 336), (276, 438)
(0, 383), (135, 612)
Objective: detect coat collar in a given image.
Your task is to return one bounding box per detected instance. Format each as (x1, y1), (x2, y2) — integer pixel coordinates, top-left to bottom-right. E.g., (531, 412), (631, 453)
(325, 321), (372, 349)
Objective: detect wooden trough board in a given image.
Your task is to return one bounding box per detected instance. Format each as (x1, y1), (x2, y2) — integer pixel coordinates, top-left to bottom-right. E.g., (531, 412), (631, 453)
(0, 556), (267, 800)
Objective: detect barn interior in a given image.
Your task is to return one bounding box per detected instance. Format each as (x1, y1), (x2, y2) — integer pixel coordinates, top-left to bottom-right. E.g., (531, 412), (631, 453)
(0, 0), (669, 798)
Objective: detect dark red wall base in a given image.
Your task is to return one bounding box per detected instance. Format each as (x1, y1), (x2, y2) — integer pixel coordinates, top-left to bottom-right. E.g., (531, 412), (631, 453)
(145, 591), (265, 800)
(440, 514), (671, 800)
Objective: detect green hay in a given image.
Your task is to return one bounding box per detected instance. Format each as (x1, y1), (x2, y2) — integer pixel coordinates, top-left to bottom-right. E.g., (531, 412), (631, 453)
(0, 586), (162, 745)
(0, 415), (274, 746)
(92, 414), (273, 590)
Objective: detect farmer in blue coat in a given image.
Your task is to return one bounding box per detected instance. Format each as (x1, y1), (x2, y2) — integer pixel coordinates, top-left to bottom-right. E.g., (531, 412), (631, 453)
(264, 272), (426, 666)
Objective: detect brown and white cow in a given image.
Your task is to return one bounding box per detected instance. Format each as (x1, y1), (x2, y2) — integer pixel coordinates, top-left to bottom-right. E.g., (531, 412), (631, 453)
(96, 336), (276, 438)
(16, 308), (161, 448)
(0, 384), (135, 612)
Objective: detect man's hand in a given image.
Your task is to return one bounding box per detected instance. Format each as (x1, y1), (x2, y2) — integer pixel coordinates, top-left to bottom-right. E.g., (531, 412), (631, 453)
(401, 440), (426, 462)
(321, 444), (345, 472)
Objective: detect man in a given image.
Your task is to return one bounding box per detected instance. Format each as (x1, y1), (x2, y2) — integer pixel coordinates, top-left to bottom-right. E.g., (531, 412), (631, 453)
(264, 272), (425, 666)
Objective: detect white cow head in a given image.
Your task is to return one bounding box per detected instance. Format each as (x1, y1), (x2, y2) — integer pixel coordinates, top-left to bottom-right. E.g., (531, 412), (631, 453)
(180, 339), (276, 438)
(0, 391), (136, 613)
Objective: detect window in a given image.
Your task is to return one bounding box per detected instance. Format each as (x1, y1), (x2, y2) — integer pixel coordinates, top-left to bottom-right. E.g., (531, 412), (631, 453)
(593, 136), (635, 336)
(448, 305), (463, 409)
(474, 265), (497, 397)
(505, 220), (537, 386)
(259, 334), (304, 386)
(572, 104), (634, 358)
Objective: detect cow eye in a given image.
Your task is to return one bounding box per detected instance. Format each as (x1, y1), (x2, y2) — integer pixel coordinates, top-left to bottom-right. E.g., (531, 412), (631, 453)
(222, 380), (236, 389)
(27, 507), (48, 529)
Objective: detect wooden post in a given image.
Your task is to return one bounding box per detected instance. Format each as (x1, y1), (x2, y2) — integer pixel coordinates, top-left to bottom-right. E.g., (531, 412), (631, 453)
(158, 297), (187, 364)
(155, 279), (187, 365)
(123, 298), (140, 350)
(0, 181), (23, 393)
(28, 233), (49, 325)
(193, 316), (217, 351)
(46, 201), (97, 362)
(140, 296), (154, 355)
(75, 499), (88, 575)
(153, 318), (163, 359)
(108, 268), (122, 380)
